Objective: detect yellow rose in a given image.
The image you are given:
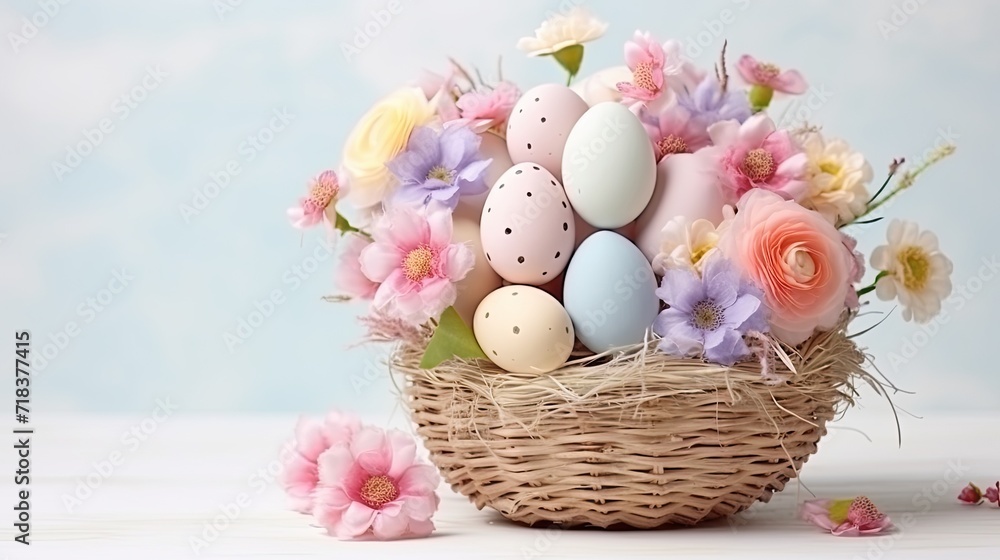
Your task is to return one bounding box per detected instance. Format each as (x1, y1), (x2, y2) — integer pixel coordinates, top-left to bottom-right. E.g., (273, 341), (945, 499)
(342, 87), (435, 209)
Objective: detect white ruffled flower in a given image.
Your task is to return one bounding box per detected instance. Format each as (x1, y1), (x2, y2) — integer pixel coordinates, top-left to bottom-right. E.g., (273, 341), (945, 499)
(516, 7), (608, 56)
(652, 216), (725, 275)
(799, 131), (873, 226)
(870, 220), (953, 323)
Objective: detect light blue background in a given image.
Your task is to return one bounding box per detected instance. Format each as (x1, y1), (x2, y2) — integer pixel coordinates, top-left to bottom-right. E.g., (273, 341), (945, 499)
(1, 0), (997, 415)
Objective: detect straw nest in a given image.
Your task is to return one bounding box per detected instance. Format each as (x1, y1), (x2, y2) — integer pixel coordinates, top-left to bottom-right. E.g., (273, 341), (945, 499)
(392, 323), (871, 528)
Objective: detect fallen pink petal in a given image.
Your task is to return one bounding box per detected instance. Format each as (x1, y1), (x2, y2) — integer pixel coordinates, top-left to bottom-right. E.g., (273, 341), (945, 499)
(800, 496), (893, 536)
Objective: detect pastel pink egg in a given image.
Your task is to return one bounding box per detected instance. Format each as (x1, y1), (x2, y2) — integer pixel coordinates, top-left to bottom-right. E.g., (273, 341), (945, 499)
(480, 162), (576, 285)
(634, 149), (727, 262)
(506, 84), (588, 181)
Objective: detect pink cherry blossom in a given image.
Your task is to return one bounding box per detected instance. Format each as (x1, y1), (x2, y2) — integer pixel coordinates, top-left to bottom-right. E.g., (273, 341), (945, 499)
(452, 81), (521, 134)
(708, 113), (809, 203)
(281, 411), (361, 514)
(288, 170), (341, 229)
(334, 232), (378, 300)
(637, 104), (710, 161)
(986, 482), (999, 505)
(958, 482), (985, 505)
(359, 204), (474, 326)
(313, 426), (440, 540)
(616, 31), (681, 103)
(800, 497), (893, 537)
(736, 54), (808, 94)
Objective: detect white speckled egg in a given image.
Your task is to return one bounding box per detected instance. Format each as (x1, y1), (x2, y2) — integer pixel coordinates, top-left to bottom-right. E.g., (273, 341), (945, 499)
(562, 102), (657, 229)
(480, 162), (576, 285)
(455, 131), (513, 221)
(473, 285), (575, 374)
(563, 231), (660, 353)
(452, 215), (503, 327)
(634, 148), (727, 262)
(506, 84), (589, 180)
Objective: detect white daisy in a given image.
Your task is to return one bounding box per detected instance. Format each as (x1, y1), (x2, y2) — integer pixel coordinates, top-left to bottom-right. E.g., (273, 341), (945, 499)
(870, 219), (953, 322)
(652, 216), (724, 275)
(798, 131), (873, 226)
(516, 7), (608, 57)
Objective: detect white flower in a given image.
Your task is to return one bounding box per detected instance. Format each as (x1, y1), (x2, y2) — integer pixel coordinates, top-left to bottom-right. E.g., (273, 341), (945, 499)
(516, 7), (608, 56)
(798, 131), (873, 226)
(570, 65), (631, 106)
(652, 216), (725, 275)
(870, 220), (953, 323)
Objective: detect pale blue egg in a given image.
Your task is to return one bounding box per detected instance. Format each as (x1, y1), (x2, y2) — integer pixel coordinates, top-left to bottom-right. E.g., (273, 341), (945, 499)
(563, 231), (660, 353)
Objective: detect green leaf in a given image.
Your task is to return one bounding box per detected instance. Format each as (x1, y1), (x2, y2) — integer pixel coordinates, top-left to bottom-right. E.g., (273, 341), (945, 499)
(550, 44), (584, 79)
(333, 211), (358, 234)
(419, 307), (487, 369)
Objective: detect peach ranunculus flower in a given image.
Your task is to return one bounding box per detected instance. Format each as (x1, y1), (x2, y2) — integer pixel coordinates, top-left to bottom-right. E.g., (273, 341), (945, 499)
(719, 189), (853, 345)
(341, 87), (436, 211)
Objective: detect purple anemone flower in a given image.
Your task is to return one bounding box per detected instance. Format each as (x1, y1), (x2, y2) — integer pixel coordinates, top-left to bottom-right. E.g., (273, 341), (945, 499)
(387, 125), (492, 209)
(677, 75), (752, 129)
(653, 255), (769, 366)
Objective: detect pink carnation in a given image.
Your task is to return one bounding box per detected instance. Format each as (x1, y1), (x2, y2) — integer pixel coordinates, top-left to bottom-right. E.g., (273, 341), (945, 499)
(709, 113), (809, 204)
(737, 54), (807, 94)
(453, 81), (520, 133)
(719, 189), (853, 345)
(359, 204), (474, 326)
(334, 232), (378, 300)
(313, 426), (440, 540)
(281, 411), (361, 514)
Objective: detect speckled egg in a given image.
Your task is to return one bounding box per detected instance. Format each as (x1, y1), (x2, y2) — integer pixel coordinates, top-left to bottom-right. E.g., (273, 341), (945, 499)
(506, 84), (589, 181)
(562, 102), (657, 229)
(563, 231), (660, 353)
(473, 285), (575, 374)
(480, 162), (576, 285)
(452, 215), (503, 326)
(455, 131), (513, 221)
(634, 149), (727, 262)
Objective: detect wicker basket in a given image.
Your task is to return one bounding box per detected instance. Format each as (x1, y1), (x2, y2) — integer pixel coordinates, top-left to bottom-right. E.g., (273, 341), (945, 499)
(394, 326), (867, 528)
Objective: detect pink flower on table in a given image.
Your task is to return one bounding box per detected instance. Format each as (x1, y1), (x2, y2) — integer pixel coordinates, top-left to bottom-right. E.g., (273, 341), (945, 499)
(313, 426), (440, 540)
(800, 496), (892, 537)
(616, 31), (681, 103)
(334, 232), (378, 300)
(359, 204), (474, 326)
(452, 81), (521, 134)
(288, 170), (342, 230)
(637, 104), (710, 162)
(281, 411), (361, 514)
(737, 54), (808, 94)
(986, 482), (999, 505)
(708, 113), (809, 204)
(958, 482), (985, 505)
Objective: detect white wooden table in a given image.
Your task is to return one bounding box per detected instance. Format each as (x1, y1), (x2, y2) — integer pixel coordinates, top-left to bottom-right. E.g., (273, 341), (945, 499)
(6, 411), (999, 559)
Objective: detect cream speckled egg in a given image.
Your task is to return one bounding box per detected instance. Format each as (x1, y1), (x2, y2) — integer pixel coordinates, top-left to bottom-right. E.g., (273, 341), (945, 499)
(473, 286), (575, 374)
(506, 84), (589, 181)
(480, 162), (576, 285)
(452, 215), (503, 327)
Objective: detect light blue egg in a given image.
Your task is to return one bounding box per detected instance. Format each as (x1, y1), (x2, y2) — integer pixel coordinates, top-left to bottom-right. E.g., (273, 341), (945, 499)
(563, 231), (660, 353)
